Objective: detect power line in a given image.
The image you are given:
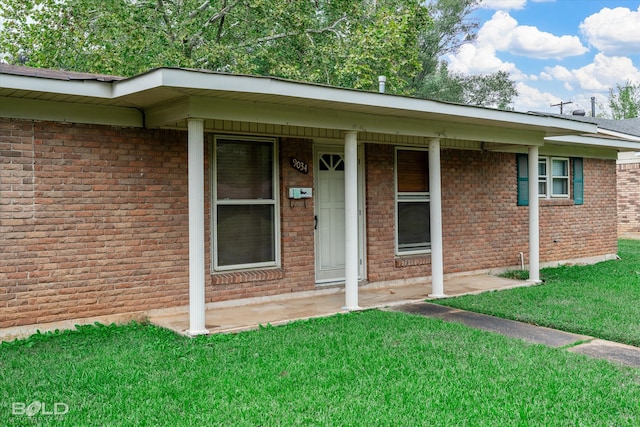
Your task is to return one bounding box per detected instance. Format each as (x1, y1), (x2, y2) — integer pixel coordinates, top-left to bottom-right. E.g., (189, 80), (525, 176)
(550, 100), (572, 114)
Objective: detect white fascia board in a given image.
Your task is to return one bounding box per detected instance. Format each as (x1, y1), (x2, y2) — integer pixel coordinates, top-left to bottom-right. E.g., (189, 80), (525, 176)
(596, 128), (640, 142)
(111, 69), (171, 98)
(116, 69), (597, 135)
(0, 72), (113, 99)
(0, 96), (142, 127)
(545, 134), (640, 151)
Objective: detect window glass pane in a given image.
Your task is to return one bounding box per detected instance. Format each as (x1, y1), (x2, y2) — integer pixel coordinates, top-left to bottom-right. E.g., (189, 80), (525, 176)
(333, 155), (344, 171)
(217, 139), (273, 199)
(538, 160), (546, 176)
(397, 150), (428, 193)
(398, 202), (430, 251)
(552, 159), (568, 177)
(538, 181), (547, 196)
(552, 178), (568, 196)
(217, 205), (275, 266)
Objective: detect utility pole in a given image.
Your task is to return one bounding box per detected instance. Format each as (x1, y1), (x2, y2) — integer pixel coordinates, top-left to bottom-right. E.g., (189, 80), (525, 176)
(551, 100), (572, 114)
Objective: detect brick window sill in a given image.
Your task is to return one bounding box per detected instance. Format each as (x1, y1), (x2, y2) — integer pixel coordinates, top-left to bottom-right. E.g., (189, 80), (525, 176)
(211, 268), (285, 285)
(395, 255), (432, 268)
(540, 198), (574, 207)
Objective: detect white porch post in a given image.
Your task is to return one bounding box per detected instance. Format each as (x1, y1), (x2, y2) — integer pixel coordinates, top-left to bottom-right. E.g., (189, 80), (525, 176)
(428, 138), (445, 297)
(186, 119), (209, 336)
(528, 145), (541, 283)
(344, 131), (360, 310)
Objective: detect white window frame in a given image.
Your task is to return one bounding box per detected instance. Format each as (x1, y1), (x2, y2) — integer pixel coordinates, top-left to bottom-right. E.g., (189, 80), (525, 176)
(538, 158), (548, 197)
(538, 156), (570, 199)
(211, 135), (280, 271)
(395, 147), (431, 256)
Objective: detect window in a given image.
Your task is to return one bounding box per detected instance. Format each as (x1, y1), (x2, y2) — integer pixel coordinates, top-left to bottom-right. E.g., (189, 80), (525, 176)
(213, 136), (279, 270)
(395, 149), (430, 255)
(538, 159), (548, 197)
(537, 157), (569, 198)
(516, 155), (582, 205)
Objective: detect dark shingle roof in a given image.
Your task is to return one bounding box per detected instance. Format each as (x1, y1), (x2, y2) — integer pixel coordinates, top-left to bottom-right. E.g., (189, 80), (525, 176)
(529, 111), (640, 137)
(0, 63), (123, 82)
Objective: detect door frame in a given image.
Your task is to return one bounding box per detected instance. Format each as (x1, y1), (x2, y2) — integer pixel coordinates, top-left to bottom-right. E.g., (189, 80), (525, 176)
(313, 143), (366, 284)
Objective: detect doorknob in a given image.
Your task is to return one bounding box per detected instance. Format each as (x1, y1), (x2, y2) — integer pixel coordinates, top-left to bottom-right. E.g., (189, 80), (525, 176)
(314, 215), (318, 230)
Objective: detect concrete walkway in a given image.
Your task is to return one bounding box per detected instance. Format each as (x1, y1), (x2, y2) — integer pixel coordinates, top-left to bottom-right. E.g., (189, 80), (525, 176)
(0, 274), (527, 342)
(4, 272), (639, 370)
(147, 273), (640, 369)
(388, 302), (640, 368)
(148, 275), (528, 335)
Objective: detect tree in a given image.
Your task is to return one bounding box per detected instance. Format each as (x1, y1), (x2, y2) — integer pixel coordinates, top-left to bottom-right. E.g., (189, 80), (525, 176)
(0, 0), (426, 91)
(413, 0), (480, 89)
(608, 81), (640, 120)
(411, 0), (517, 109)
(0, 0), (517, 107)
(459, 71), (518, 110)
(417, 63), (517, 109)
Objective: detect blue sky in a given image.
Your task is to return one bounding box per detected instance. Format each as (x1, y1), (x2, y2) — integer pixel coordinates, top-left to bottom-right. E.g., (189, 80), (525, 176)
(450, 0), (640, 115)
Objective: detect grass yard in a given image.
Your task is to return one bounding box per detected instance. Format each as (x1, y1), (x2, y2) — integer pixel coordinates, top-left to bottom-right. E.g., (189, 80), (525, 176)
(1, 311), (639, 426)
(437, 239), (640, 347)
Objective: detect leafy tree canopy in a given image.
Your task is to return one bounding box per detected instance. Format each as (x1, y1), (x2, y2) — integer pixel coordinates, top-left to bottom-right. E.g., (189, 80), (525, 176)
(608, 81), (640, 120)
(0, 0), (517, 108)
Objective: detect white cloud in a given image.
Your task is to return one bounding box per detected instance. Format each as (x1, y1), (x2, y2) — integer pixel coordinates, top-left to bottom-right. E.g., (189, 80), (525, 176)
(575, 54), (640, 91)
(567, 53), (640, 91)
(543, 65), (573, 81)
(478, 12), (587, 59)
(447, 11), (587, 76)
(580, 6), (640, 55)
(480, 0), (526, 10)
(513, 81), (608, 116)
(508, 26), (587, 59)
(447, 43), (519, 76)
(479, 0), (555, 11)
(512, 82), (561, 112)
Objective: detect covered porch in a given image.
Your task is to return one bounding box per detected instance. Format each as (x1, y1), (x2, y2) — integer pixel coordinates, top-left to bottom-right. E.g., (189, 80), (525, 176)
(149, 274), (528, 335)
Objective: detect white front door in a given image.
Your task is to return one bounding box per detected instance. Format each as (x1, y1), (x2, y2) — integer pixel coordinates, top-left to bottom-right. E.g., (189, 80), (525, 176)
(315, 146), (365, 283)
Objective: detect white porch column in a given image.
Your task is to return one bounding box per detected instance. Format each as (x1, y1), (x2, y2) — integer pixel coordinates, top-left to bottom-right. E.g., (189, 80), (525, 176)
(428, 138), (445, 297)
(343, 131), (360, 310)
(528, 146), (541, 283)
(186, 119), (209, 336)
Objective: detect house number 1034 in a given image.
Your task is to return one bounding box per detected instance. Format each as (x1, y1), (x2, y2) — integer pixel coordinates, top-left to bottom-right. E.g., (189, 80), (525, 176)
(291, 158), (309, 174)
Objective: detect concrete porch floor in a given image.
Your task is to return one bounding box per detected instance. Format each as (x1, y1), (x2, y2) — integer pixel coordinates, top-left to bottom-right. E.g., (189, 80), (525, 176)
(148, 275), (529, 336)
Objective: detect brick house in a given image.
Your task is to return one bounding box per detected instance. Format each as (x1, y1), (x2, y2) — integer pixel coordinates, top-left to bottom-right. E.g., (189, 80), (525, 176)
(2, 65), (638, 334)
(618, 151), (640, 235)
(532, 113), (640, 236)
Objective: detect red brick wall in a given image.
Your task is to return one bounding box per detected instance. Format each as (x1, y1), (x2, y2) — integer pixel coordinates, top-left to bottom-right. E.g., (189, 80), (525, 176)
(206, 137), (316, 300)
(541, 158), (617, 260)
(1, 121), (318, 328)
(0, 118), (619, 328)
(365, 145), (618, 281)
(1, 119), (191, 328)
(617, 162), (640, 234)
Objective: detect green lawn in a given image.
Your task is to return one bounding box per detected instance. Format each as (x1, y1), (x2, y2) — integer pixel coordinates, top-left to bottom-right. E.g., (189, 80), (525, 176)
(436, 239), (640, 347)
(3, 241), (640, 425)
(2, 312), (639, 426)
